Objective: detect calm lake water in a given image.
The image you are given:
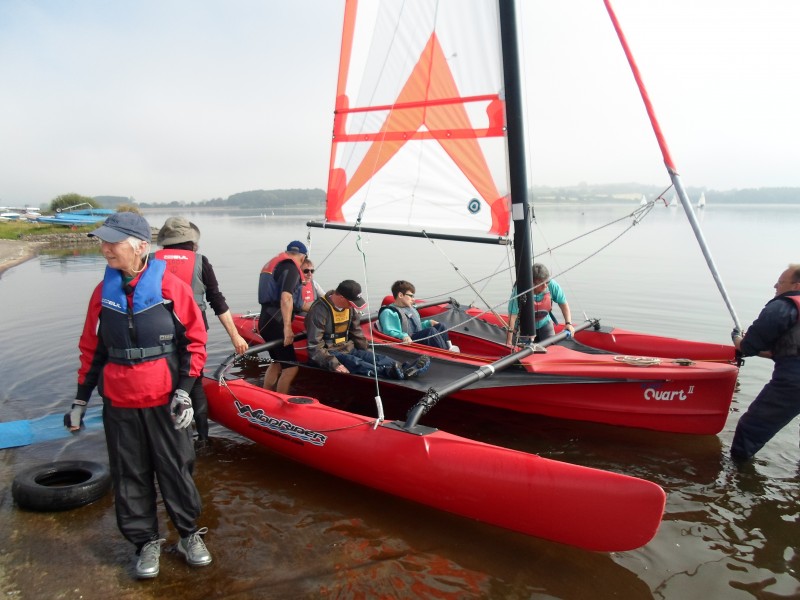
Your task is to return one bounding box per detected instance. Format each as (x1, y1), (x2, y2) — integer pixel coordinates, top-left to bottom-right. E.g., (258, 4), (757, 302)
(1, 203), (798, 598)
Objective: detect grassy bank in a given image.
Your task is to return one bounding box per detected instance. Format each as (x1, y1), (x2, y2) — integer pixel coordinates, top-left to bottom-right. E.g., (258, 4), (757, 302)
(0, 221), (95, 240)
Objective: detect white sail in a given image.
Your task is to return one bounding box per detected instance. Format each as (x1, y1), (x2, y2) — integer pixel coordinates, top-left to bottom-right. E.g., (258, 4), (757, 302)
(696, 192), (706, 208)
(326, 0), (510, 236)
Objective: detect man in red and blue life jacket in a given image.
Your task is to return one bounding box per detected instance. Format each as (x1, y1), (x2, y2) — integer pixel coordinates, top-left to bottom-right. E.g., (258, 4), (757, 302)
(258, 240), (307, 393)
(154, 217), (248, 446)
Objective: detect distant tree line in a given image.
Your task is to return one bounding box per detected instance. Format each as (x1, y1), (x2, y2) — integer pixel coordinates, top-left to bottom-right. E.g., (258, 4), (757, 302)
(530, 185), (800, 204)
(704, 187), (800, 204)
(52, 185), (798, 211)
(132, 188), (326, 210)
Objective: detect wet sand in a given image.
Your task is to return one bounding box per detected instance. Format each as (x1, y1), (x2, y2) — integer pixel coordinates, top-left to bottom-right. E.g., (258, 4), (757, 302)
(0, 234), (101, 276)
(0, 240), (42, 276)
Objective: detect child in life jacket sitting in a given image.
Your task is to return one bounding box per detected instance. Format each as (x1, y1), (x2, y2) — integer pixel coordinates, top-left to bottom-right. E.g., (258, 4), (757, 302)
(378, 280), (459, 352)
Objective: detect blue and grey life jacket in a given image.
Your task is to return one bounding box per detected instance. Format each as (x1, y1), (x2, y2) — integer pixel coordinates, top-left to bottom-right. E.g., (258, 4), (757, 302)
(100, 259), (177, 364)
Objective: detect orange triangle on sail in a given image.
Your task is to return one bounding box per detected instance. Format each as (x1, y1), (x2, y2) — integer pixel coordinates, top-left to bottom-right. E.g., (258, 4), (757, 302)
(329, 32), (508, 235)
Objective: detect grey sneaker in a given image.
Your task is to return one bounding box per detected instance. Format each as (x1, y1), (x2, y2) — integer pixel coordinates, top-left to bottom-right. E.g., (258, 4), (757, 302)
(135, 538), (165, 579)
(178, 527), (212, 567)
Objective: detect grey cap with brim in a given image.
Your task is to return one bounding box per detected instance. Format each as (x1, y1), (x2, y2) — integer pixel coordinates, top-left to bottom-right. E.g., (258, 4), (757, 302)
(88, 212), (152, 243)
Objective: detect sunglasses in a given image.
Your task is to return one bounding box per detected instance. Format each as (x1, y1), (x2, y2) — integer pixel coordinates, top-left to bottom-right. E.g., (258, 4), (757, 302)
(303, 269), (315, 274)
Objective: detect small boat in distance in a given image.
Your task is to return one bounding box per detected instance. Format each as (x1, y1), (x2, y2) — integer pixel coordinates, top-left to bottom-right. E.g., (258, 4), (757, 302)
(696, 192), (707, 208)
(36, 203), (113, 226)
(0, 206), (41, 221)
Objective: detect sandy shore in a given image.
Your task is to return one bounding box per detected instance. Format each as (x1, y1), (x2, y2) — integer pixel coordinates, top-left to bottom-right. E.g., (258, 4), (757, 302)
(0, 239), (43, 276)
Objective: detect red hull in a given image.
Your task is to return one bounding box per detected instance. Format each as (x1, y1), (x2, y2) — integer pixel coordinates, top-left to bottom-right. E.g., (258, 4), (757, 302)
(203, 376), (665, 551)
(233, 312), (737, 435)
(450, 306), (736, 363)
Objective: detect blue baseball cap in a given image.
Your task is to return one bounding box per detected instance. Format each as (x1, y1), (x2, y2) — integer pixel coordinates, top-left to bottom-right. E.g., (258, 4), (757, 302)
(286, 240), (308, 255)
(89, 212), (152, 243)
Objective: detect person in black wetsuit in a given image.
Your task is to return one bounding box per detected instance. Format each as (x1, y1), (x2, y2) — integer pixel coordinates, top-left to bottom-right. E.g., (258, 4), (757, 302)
(731, 263), (800, 464)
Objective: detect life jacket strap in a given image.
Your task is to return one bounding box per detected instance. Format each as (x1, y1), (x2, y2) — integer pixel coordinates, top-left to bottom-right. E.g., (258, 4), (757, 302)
(107, 343), (177, 360)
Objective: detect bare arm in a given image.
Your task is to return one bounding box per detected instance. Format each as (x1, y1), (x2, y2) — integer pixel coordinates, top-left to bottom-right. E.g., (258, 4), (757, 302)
(280, 291), (295, 346)
(505, 314), (517, 346)
(558, 302), (575, 334)
(217, 310), (248, 354)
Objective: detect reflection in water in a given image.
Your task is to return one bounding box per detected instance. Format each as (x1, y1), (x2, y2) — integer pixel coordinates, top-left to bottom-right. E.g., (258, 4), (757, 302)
(39, 247), (105, 272)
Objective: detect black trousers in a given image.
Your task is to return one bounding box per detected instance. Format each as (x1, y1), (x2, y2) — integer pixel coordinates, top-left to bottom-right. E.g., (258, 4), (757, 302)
(189, 377), (209, 441)
(102, 400), (202, 548)
(731, 362), (800, 461)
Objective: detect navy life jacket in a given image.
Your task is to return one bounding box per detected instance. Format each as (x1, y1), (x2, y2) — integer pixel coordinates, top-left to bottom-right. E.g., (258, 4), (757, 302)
(773, 295), (800, 358)
(259, 253), (304, 308)
(100, 259), (177, 364)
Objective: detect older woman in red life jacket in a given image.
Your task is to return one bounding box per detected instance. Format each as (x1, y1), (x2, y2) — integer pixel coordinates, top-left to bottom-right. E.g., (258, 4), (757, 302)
(63, 211), (212, 579)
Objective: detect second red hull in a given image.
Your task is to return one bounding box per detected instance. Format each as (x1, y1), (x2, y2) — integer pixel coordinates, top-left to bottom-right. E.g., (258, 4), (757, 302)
(233, 312), (737, 435)
(203, 376), (666, 551)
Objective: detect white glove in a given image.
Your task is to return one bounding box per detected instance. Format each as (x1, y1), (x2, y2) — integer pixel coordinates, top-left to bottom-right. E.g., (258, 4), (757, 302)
(64, 399), (88, 430)
(170, 389), (194, 430)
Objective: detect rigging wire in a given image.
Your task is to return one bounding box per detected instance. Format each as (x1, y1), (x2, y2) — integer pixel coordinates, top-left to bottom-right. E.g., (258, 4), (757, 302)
(422, 231), (509, 327)
(433, 199), (660, 311)
(353, 215), (386, 428)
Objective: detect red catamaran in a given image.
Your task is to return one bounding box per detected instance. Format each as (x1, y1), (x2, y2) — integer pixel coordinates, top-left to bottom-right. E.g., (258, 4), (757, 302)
(200, 0), (750, 551)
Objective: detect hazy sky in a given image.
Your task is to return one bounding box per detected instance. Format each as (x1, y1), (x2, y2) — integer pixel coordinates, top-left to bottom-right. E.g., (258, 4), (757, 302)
(1, 1), (798, 206)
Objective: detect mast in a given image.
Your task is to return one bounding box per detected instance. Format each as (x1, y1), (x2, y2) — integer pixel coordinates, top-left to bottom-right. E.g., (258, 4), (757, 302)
(603, 0), (740, 330)
(499, 0), (536, 341)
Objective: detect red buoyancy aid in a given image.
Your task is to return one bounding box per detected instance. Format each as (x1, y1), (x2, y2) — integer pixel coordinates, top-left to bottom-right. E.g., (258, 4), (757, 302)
(534, 288), (553, 321)
(153, 248), (207, 311)
(261, 252), (302, 276)
(299, 279), (316, 304)
(259, 252), (304, 306)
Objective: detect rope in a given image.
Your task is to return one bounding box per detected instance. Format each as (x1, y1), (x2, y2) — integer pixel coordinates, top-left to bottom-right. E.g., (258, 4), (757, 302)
(613, 355), (661, 367)
(427, 199), (663, 311)
(422, 231), (509, 327)
(353, 221), (386, 425)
